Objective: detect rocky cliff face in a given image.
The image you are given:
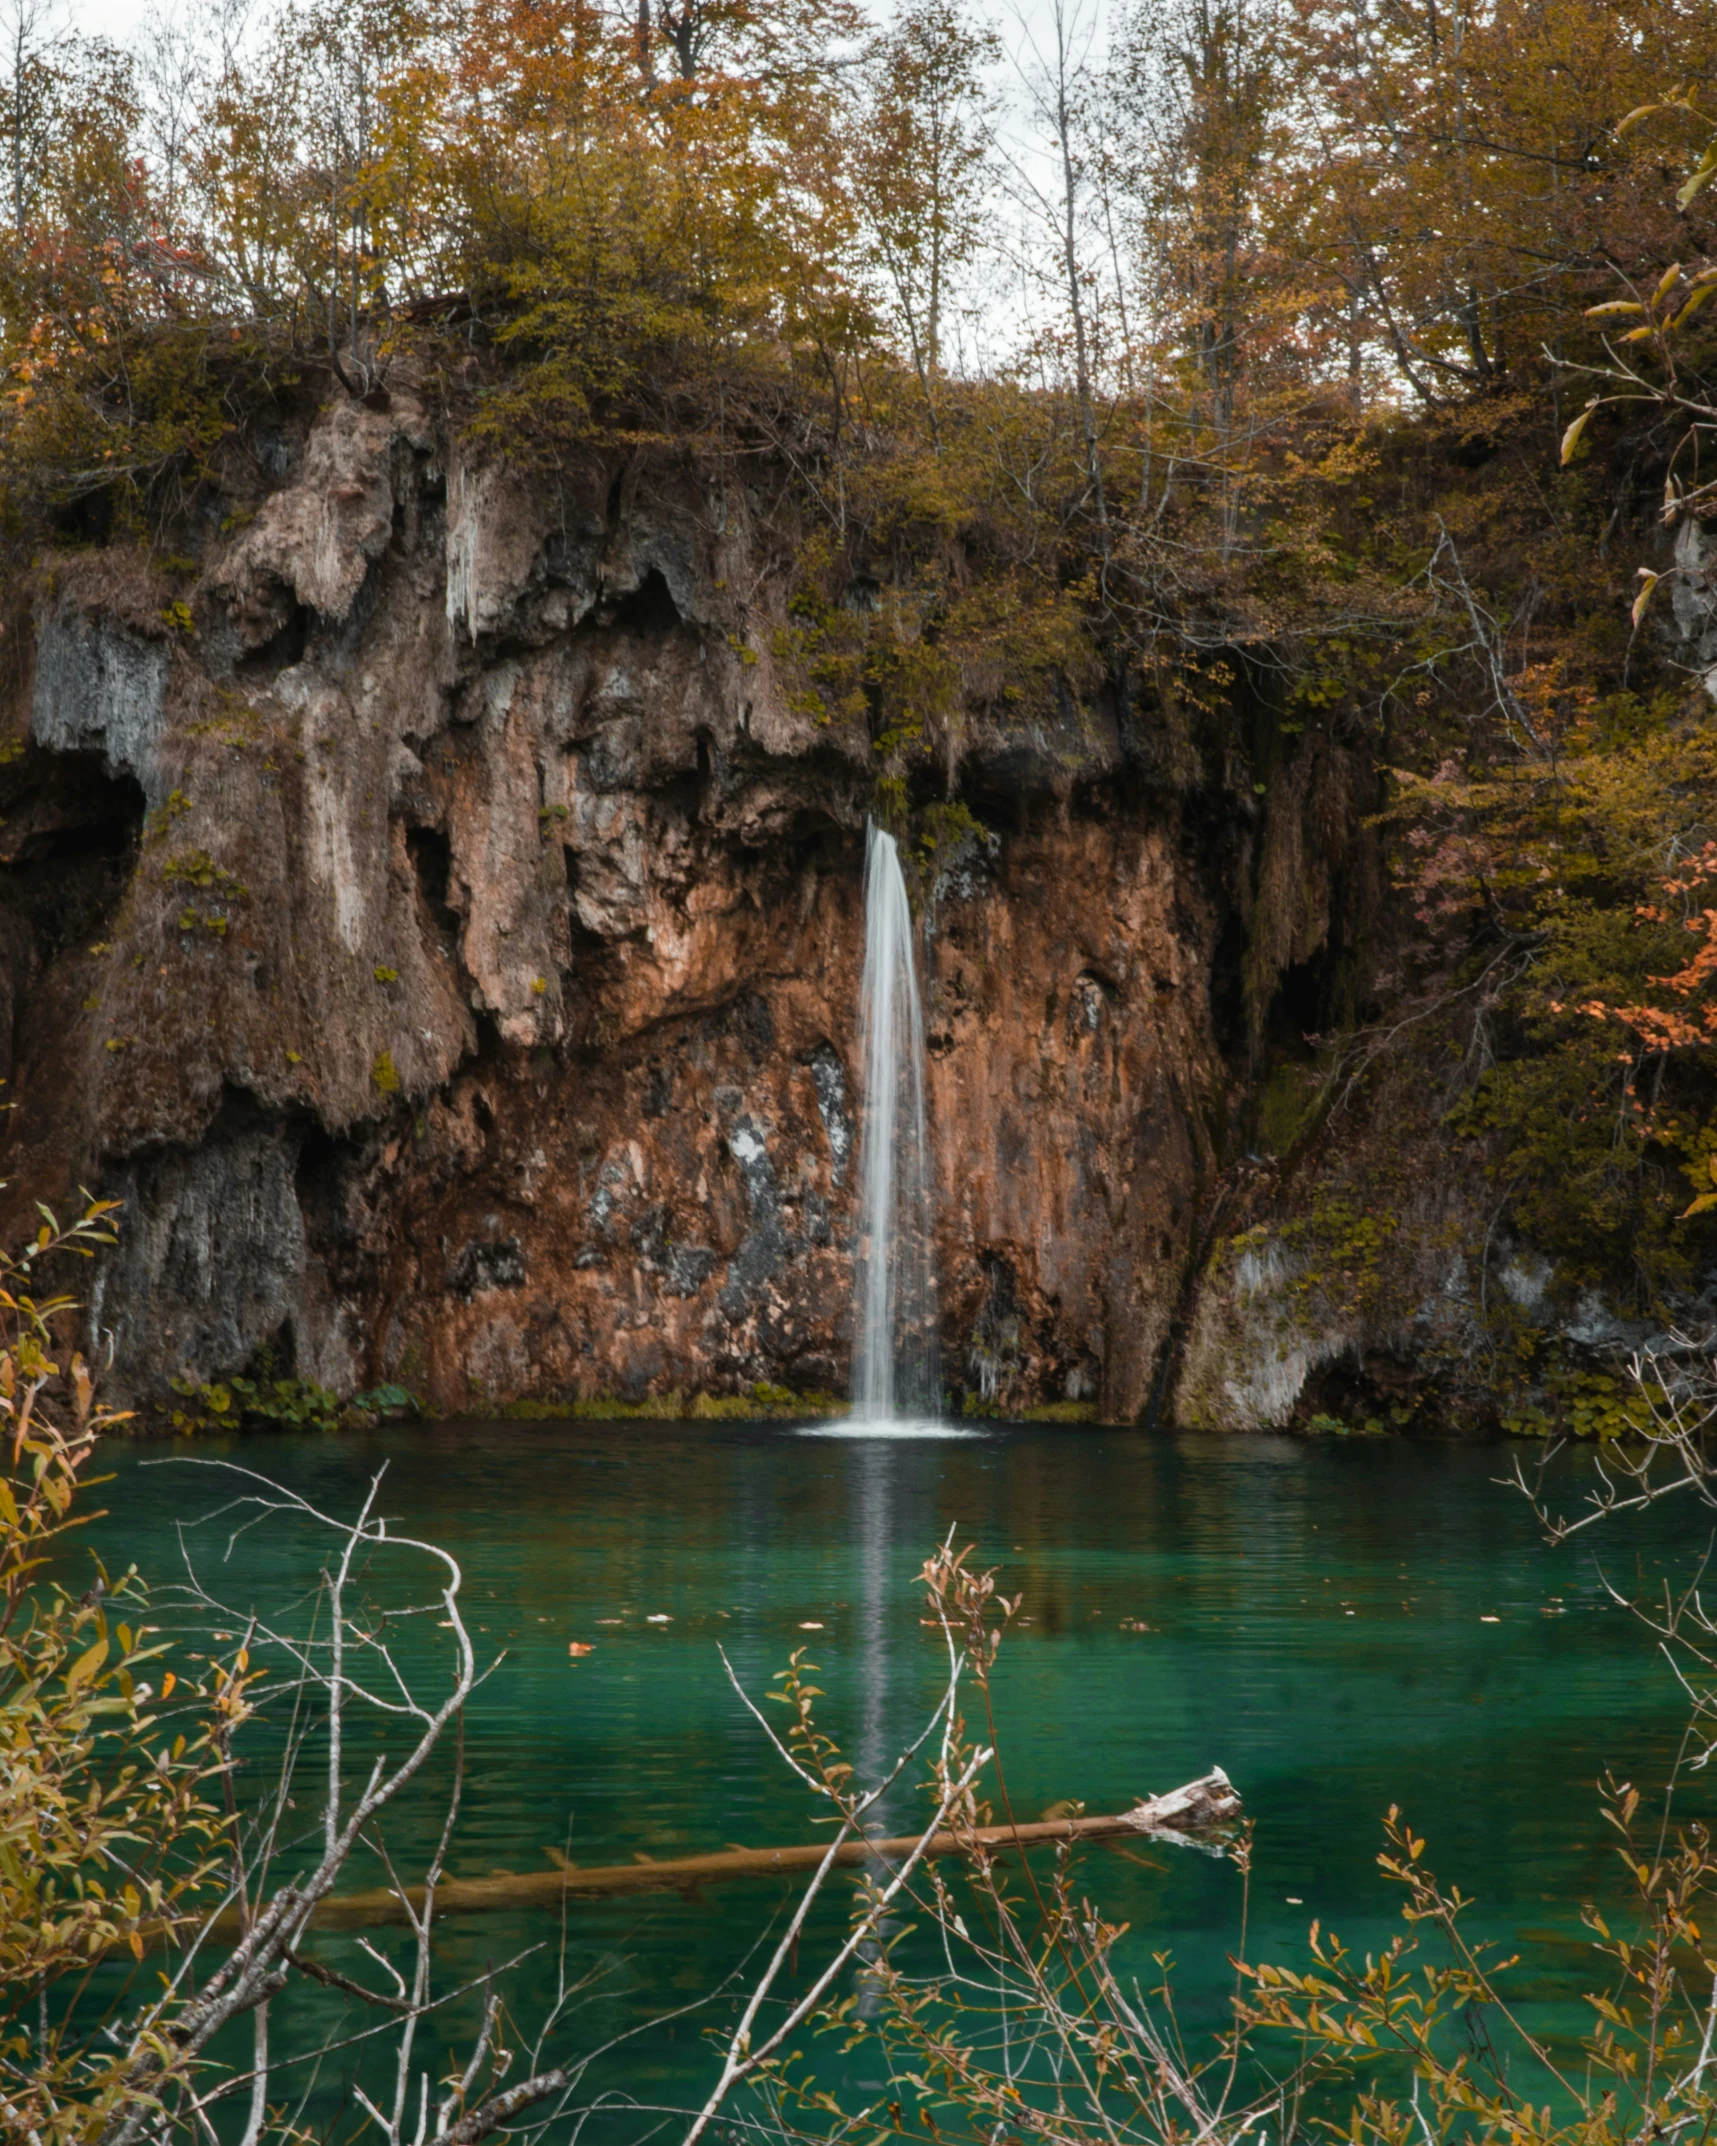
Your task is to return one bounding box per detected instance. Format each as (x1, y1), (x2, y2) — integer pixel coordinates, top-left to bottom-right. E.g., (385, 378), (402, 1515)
(0, 376), (1393, 1424)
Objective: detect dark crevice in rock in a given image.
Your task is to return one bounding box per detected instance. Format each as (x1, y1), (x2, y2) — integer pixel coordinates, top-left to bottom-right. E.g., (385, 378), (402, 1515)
(408, 825), (460, 946)
(604, 567), (680, 634)
(1207, 911), (1250, 1066)
(235, 598), (312, 679)
(471, 1014), (506, 1074)
(0, 749), (145, 960)
(295, 1117), (346, 1218)
(0, 746), (145, 1095)
(1269, 956), (1327, 1051)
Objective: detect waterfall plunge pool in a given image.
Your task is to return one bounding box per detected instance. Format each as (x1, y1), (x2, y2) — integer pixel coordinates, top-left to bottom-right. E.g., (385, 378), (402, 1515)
(87, 1421), (1697, 2132)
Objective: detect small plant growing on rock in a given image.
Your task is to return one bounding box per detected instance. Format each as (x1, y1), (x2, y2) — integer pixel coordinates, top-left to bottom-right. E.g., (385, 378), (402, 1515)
(167, 1370), (346, 1435)
(161, 849), (247, 902)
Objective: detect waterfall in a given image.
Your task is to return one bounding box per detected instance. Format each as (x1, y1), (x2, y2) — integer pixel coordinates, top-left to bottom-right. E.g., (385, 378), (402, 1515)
(851, 820), (939, 1422)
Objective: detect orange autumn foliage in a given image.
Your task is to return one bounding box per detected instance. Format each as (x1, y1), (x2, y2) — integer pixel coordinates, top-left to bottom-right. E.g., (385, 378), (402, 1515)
(1587, 843), (1717, 1058)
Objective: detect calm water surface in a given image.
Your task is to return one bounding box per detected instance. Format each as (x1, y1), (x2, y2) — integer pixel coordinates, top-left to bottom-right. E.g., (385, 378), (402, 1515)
(87, 1423), (1708, 2135)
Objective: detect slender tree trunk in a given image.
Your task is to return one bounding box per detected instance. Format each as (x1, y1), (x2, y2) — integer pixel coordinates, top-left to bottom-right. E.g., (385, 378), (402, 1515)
(1051, 0), (1106, 538)
(11, 20), (24, 240)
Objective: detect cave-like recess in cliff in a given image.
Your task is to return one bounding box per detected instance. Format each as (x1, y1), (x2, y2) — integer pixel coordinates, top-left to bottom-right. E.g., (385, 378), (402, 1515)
(0, 745), (144, 1089)
(0, 745), (145, 953)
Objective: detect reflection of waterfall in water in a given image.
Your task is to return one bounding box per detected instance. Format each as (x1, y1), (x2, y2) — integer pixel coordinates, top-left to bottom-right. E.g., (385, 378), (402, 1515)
(852, 1439), (898, 2032)
(854, 1441), (894, 1799)
(851, 820), (939, 1423)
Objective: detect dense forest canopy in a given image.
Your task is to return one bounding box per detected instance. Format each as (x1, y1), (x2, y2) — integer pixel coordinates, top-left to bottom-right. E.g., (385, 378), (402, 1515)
(4, 0), (1713, 468)
(4, 0), (1717, 1420)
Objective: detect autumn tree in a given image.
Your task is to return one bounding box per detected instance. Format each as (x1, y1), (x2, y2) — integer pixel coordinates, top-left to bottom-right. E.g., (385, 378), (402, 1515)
(1003, 0), (1114, 536)
(1282, 0), (1717, 402)
(426, 0), (868, 442)
(1109, 0), (1295, 426)
(855, 0), (998, 417)
(133, 2), (206, 233)
(289, 0), (442, 389)
(0, 1), (140, 279)
(0, 0), (65, 241)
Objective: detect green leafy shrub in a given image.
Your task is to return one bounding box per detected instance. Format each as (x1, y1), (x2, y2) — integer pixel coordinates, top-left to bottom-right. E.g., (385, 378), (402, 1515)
(168, 1371), (345, 1434)
(0, 1199), (230, 2124)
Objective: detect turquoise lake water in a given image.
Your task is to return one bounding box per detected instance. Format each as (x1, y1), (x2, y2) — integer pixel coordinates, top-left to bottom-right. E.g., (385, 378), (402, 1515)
(83, 1423), (1710, 2138)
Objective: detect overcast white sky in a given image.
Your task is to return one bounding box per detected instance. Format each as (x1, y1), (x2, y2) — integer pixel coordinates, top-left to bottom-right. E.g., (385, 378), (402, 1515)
(67, 0), (151, 41)
(63, 0), (1096, 103)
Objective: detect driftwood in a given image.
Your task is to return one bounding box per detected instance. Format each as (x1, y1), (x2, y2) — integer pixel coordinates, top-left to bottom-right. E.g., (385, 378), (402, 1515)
(177, 1768), (1241, 1944)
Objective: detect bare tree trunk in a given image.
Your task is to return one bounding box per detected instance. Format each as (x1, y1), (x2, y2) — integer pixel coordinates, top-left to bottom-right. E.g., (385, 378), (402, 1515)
(163, 1769), (1245, 1942)
(1049, 0), (1107, 539)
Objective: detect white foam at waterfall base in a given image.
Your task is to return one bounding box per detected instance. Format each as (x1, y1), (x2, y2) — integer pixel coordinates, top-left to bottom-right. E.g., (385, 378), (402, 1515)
(801, 1416), (983, 1442)
(837, 820), (942, 1432)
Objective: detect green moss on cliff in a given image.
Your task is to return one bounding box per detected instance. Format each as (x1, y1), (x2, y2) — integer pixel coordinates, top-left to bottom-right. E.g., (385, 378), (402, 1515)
(487, 1386), (849, 1423)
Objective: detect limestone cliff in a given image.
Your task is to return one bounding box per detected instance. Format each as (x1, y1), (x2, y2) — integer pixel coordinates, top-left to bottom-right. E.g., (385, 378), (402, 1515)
(40, 364), (1676, 1431)
(3, 375), (1293, 1422)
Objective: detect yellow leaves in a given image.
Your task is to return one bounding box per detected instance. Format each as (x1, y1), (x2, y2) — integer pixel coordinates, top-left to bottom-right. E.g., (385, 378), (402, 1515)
(1560, 402), (1599, 465)
(1617, 103), (1667, 136)
(65, 1630), (109, 1697)
(1681, 1153), (1717, 1220)
(0, 1350), (224, 1994)
(1678, 137), (1717, 211)
(1671, 280), (1717, 332)
(1632, 572), (1660, 629)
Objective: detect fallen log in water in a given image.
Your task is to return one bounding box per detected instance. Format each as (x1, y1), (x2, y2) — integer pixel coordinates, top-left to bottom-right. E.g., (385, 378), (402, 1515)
(177, 1768), (1241, 1944)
